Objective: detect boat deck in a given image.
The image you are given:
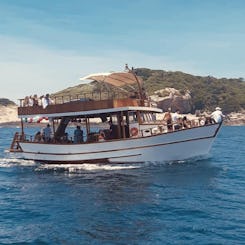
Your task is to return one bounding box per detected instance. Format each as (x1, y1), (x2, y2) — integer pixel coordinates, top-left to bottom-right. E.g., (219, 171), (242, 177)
(18, 98), (145, 117)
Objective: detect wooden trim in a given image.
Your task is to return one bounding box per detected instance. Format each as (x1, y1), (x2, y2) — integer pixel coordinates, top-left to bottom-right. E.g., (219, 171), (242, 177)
(18, 98), (141, 116)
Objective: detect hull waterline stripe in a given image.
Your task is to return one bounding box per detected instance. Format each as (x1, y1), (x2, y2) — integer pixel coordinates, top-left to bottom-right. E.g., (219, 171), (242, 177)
(21, 153), (142, 164)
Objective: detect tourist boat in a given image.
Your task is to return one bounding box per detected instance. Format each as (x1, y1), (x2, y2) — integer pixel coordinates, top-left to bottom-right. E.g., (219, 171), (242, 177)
(8, 67), (222, 164)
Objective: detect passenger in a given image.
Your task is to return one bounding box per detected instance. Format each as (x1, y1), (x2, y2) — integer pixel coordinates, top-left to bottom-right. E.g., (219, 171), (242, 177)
(182, 116), (189, 129)
(41, 95), (47, 108)
(163, 108), (172, 131)
(42, 94), (54, 109)
(34, 131), (42, 142)
(61, 132), (70, 143)
(205, 116), (212, 125)
(210, 107), (225, 123)
(33, 94), (39, 106)
(74, 126), (83, 143)
(172, 110), (181, 130)
(46, 94), (54, 105)
(23, 96), (29, 107)
(98, 130), (105, 142)
(28, 96), (34, 106)
(42, 124), (52, 142)
(38, 96), (43, 106)
(108, 120), (117, 139)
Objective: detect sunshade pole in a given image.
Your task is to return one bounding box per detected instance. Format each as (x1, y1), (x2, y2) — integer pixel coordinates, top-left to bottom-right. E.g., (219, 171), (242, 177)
(125, 64), (143, 102)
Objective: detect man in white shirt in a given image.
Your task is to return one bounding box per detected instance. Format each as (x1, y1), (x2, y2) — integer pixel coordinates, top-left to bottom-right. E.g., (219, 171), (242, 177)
(172, 110), (181, 130)
(211, 107), (225, 123)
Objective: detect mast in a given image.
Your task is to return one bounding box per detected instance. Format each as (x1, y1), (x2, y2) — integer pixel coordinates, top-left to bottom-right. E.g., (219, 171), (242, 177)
(125, 64), (144, 104)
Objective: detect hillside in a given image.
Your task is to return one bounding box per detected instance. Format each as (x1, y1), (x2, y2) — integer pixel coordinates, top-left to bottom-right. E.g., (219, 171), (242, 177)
(0, 98), (16, 106)
(53, 68), (245, 114)
(0, 98), (18, 124)
(136, 69), (245, 114)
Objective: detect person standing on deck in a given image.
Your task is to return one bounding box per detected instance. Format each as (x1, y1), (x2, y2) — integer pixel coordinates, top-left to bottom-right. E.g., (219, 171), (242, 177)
(42, 124), (52, 142)
(74, 126), (84, 143)
(163, 108), (173, 131)
(211, 107), (225, 123)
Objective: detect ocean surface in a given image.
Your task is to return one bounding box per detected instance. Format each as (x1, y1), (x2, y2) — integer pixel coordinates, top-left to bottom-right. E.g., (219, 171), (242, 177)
(0, 126), (244, 245)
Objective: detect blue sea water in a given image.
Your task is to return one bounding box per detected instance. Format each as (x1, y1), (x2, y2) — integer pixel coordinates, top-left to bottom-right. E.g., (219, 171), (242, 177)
(0, 126), (244, 245)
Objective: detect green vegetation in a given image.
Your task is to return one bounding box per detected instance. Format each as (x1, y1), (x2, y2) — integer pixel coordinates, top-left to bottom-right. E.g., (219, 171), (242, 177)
(136, 68), (245, 113)
(53, 68), (245, 114)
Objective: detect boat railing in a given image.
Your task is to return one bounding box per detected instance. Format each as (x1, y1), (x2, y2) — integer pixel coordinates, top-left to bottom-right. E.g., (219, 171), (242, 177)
(14, 118), (218, 147)
(18, 91), (156, 109)
(139, 116), (215, 136)
(19, 91), (131, 107)
(53, 91), (130, 104)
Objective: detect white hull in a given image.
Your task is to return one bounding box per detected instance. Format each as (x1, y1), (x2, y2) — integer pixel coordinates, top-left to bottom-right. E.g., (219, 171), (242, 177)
(13, 123), (221, 164)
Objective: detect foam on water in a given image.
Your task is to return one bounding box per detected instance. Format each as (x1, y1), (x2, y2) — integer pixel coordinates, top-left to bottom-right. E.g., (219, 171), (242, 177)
(0, 155), (210, 172)
(0, 158), (36, 167)
(35, 162), (142, 173)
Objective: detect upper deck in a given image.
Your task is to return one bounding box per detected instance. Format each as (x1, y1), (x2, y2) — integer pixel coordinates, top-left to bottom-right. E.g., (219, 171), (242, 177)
(18, 95), (161, 119)
(18, 69), (162, 118)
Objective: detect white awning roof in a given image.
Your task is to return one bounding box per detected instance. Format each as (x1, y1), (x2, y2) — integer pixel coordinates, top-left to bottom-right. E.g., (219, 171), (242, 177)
(80, 71), (142, 87)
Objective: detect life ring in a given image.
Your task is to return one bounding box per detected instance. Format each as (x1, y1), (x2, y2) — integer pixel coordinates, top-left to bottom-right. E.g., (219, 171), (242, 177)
(130, 127), (138, 136)
(200, 119), (205, 126)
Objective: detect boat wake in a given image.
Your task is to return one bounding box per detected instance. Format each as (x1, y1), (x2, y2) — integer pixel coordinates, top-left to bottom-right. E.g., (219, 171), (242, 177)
(0, 158), (36, 168)
(0, 155), (212, 172)
(34, 156), (210, 173)
(35, 163), (143, 173)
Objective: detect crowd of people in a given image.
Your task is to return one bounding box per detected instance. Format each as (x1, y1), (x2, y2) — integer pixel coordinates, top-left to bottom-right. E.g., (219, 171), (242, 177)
(31, 107), (225, 144)
(23, 94), (54, 109)
(34, 124), (85, 144)
(34, 124), (53, 143)
(162, 107), (225, 132)
(33, 120), (118, 144)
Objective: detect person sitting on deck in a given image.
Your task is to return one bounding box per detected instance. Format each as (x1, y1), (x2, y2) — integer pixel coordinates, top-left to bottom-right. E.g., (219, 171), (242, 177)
(172, 110), (181, 130)
(42, 124), (52, 142)
(182, 116), (190, 129)
(98, 130), (106, 142)
(64, 132), (69, 142)
(74, 126), (84, 143)
(34, 131), (42, 142)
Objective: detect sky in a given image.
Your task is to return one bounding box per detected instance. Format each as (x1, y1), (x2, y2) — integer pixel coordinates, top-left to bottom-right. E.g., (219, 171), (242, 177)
(0, 0), (245, 102)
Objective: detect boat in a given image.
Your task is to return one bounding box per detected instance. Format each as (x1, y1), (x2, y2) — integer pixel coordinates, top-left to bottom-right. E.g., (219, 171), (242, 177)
(8, 66), (222, 164)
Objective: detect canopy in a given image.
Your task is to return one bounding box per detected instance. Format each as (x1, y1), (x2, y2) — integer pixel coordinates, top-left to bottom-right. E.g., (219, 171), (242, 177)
(80, 72), (142, 87)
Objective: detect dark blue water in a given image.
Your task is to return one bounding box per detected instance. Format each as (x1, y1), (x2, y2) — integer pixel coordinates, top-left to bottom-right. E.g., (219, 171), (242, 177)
(0, 126), (244, 244)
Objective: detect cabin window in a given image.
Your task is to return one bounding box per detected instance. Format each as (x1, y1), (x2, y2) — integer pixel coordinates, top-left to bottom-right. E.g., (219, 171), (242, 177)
(140, 112), (157, 123)
(128, 112), (137, 123)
